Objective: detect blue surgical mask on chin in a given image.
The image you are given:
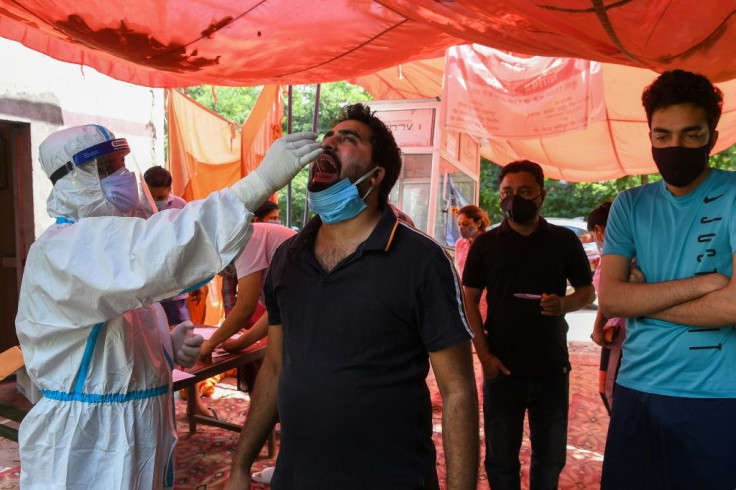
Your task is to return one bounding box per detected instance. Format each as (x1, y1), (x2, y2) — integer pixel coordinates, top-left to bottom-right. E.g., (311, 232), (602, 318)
(307, 167), (378, 224)
(100, 167), (140, 213)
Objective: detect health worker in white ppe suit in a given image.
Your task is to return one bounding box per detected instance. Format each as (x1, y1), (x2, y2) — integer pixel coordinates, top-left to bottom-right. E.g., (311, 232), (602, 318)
(15, 124), (321, 489)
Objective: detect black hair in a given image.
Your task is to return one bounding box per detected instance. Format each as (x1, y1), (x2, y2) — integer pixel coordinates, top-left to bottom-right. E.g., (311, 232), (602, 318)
(253, 200), (279, 220)
(587, 201), (613, 231)
(332, 103), (402, 204)
(144, 166), (172, 188)
(498, 160), (544, 188)
(642, 70), (723, 132)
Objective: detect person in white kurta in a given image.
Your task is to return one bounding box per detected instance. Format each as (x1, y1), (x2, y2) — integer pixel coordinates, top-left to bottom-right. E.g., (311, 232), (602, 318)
(15, 125), (321, 489)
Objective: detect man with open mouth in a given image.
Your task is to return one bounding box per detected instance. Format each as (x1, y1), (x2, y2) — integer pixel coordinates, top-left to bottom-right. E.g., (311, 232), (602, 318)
(226, 103), (479, 490)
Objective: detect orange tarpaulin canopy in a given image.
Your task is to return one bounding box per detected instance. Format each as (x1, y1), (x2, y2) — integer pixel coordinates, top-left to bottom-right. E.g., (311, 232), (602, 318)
(350, 48), (736, 182)
(5, 1), (736, 182)
(1, 1), (736, 88)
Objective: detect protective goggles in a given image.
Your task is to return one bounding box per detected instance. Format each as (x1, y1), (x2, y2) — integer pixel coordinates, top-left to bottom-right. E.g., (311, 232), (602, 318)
(49, 138), (130, 185)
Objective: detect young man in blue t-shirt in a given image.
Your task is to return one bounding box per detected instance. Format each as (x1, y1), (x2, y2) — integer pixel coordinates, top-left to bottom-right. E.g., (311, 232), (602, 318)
(599, 70), (736, 489)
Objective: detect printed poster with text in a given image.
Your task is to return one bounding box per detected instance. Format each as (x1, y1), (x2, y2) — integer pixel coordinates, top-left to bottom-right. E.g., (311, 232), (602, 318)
(442, 45), (605, 139)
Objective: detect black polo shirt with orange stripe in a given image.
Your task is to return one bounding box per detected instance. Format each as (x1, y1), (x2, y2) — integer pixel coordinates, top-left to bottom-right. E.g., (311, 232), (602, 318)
(463, 217), (592, 378)
(264, 204), (472, 489)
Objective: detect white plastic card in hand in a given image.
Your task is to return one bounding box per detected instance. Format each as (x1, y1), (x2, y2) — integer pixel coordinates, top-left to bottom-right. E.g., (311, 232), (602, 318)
(514, 293), (542, 300)
(193, 326), (218, 340)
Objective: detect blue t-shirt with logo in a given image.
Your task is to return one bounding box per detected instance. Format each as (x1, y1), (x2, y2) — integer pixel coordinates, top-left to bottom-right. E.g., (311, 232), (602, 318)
(604, 168), (736, 398)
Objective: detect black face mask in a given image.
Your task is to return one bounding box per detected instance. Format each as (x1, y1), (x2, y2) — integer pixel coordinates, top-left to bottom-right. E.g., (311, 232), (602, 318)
(501, 193), (541, 224)
(651, 144), (710, 187)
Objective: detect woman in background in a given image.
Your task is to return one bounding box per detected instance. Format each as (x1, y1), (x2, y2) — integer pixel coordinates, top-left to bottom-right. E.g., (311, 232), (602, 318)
(455, 204), (490, 322)
(455, 205), (490, 273)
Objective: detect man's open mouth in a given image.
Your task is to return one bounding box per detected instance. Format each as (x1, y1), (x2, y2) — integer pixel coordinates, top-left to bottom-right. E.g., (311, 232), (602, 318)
(312, 153), (339, 183)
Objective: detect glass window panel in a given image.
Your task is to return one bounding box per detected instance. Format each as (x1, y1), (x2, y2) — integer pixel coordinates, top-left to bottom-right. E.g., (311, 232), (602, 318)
(402, 154), (432, 179)
(401, 182), (430, 232)
(434, 164), (476, 246)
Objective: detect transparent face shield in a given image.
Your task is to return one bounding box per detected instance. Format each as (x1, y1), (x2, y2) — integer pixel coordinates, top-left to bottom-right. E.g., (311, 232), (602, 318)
(50, 137), (158, 219)
(93, 142), (159, 219)
(129, 158), (158, 219)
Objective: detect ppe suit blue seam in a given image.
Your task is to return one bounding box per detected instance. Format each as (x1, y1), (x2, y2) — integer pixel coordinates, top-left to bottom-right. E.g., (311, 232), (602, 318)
(179, 276), (213, 295)
(41, 384), (169, 402)
(162, 345), (174, 370)
(73, 322), (104, 394)
(165, 389), (176, 486)
(165, 453), (174, 487)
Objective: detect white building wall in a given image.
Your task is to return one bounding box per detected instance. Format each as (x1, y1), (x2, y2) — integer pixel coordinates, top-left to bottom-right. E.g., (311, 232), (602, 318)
(0, 37), (165, 239)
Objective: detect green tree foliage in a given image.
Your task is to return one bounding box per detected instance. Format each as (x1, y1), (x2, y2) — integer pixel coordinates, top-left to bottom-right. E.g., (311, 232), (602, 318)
(478, 158), (503, 224)
(184, 86), (263, 125)
(542, 179), (625, 219)
(711, 144), (736, 170)
(185, 83), (372, 135)
(287, 84), (373, 135)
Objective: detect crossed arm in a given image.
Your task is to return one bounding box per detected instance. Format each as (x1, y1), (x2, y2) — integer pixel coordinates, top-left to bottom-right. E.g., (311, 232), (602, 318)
(598, 254), (733, 326)
(429, 340), (479, 490)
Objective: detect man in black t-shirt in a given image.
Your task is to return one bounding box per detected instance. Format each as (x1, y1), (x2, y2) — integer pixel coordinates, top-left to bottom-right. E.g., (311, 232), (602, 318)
(462, 160), (594, 490)
(226, 104), (479, 490)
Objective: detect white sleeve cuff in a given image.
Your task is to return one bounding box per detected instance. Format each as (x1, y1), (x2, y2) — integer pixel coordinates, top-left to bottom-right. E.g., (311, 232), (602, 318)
(230, 170), (270, 211)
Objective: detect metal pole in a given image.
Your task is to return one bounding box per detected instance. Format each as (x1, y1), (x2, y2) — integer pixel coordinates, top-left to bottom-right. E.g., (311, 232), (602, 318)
(286, 85), (293, 228)
(311, 84), (322, 133)
(302, 83), (321, 228)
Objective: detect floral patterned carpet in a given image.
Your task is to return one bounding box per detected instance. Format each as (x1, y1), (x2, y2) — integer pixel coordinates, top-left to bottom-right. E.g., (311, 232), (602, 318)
(0, 341), (607, 489)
